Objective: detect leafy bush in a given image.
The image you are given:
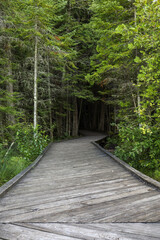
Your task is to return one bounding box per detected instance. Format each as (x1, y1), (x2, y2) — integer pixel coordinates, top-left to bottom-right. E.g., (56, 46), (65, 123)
(0, 125), (49, 186)
(15, 125), (49, 163)
(0, 142), (26, 185)
(114, 123), (160, 180)
(104, 135), (118, 150)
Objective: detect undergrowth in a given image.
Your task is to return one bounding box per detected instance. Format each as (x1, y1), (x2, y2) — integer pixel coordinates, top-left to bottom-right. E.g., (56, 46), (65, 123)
(0, 125), (49, 187)
(104, 125), (160, 182)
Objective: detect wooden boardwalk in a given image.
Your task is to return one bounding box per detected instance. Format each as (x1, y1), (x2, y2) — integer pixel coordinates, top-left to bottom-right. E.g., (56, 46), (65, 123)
(0, 132), (160, 239)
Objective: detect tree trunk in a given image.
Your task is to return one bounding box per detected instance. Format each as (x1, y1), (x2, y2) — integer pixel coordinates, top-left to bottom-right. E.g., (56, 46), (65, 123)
(66, 92), (71, 136)
(135, 7), (141, 126)
(34, 24), (38, 130)
(137, 89), (141, 117)
(6, 81), (15, 124)
(66, 108), (69, 133)
(106, 105), (109, 134)
(56, 105), (63, 137)
(78, 99), (83, 128)
(93, 102), (98, 130)
(98, 102), (105, 132)
(6, 42), (15, 125)
(72, 97), (78, 136)
(114, 105), (117, 133)
(68, 108), (71, 136)
(0, 114), (4, 142)
(47, 56), (53, 141)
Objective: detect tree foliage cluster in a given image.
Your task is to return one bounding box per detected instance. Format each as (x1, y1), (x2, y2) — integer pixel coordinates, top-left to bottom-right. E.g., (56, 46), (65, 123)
(89, 0), (160, 180)
(0, 0), (96, 144)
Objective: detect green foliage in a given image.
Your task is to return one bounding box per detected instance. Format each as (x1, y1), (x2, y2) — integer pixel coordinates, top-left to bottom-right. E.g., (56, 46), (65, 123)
(104, 135), (118, 150)
(114, 124), (160, 180)
(15, 125), (49, 163)
(0, 125), (49, 186)
(88, 0), (160, 182)
(133, 0), (160, 127)
(0, 143), (26, 186)
(87, 0), (136, 123)
(0, 156), (26, 186)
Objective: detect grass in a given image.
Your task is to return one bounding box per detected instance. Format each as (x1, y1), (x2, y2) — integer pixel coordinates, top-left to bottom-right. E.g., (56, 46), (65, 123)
(0, 145), (27, 187)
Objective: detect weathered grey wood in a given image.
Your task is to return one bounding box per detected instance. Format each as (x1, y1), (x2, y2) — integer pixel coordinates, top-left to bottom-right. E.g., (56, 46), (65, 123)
(0, 224), (79, 240)
(0, 186), (154, 222)
(0, 132), (160, 239)
(0, 223), (160, 240)
(0, 180), (140, 212)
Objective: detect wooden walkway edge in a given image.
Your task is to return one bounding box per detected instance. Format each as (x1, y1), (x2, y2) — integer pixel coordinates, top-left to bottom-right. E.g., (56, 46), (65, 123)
(0, 132), (160, 239)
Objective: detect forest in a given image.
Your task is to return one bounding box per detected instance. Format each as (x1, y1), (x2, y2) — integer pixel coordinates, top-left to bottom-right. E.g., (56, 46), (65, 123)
(0, 0), (160, 186)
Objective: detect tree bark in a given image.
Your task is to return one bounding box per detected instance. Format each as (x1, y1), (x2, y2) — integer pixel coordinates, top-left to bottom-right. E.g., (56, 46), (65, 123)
(72, 97), (78, 136)
(78, 99), (83, 128)
(0, 114), (4, 142)
(93, 102), (98, 130)
(56, 105), (63, 137)
(135, 7), (141, 125)
(47, 55), (53, 141)
(34, 23), (38, 130)
(68, 108), (71, 136)
(6, 42), (15, 125)
(66, 91), (71, 136)
(98, 102), (105, 132)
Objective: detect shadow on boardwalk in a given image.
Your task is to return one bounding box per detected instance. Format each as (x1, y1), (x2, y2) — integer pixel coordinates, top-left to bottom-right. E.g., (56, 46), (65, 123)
(0, 131), (160, 239)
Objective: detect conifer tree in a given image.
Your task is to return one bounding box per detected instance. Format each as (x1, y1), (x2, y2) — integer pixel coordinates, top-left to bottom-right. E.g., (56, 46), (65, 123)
(13, 0), (63, 130)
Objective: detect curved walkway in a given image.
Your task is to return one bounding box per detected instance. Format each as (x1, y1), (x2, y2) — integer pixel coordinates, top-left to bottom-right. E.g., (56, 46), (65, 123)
(0, 132), (160, 239)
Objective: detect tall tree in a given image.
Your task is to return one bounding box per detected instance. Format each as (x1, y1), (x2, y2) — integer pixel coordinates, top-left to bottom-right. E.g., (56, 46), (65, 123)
(14, 0), (63, 130)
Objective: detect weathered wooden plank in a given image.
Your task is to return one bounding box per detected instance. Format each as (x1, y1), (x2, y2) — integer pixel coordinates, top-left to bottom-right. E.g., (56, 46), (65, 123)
(0, 185), (151, 222)
(4, 176), (135, 199)
(0, 175), (137, 208)
(88, 223), (160, 239)
(95, 196), (160, 222)
(1, 223), (159, 240)
(0, 224), (79, 240)
(0, 180), (140, 213)
(24, 191), (159, 223)
(0, 132), (160, 238)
